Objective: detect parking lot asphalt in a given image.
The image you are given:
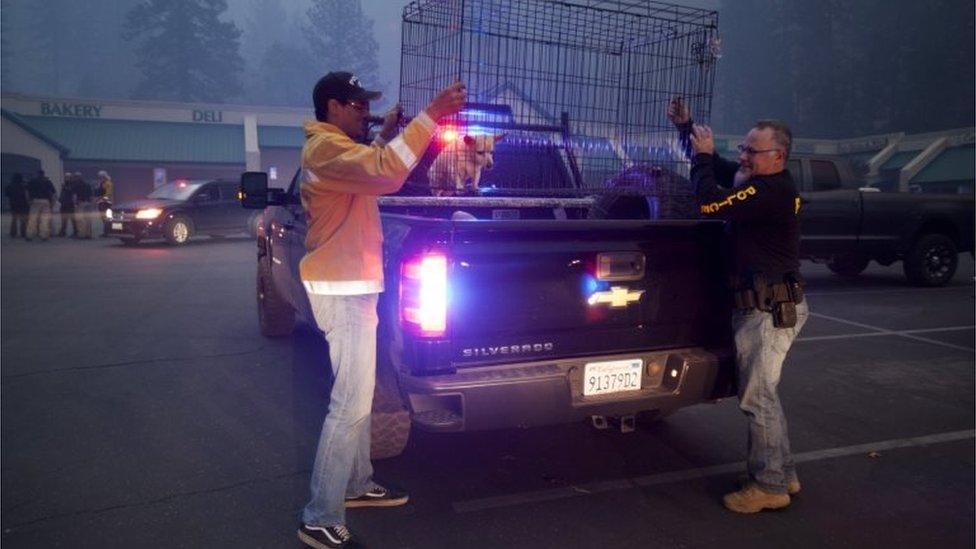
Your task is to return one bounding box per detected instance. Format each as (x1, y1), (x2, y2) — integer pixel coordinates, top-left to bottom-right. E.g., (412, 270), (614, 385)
(1, 233), (973, 548)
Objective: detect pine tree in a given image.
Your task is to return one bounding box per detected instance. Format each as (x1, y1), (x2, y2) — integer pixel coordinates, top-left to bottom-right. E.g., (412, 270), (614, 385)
(239, 0), (313, 105)
(303, 0), (381, 89)
(0, 0), (13, 87)
(257, 41), (320, 107)
(124, 0), (245, 103)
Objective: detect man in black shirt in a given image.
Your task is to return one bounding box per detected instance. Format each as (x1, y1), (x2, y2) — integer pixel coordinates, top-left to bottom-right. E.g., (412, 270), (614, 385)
(6, 173), (29, 238)
(669, 98), (809, 513)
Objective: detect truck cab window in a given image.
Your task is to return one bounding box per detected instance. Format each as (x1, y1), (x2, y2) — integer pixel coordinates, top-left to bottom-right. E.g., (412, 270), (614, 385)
(811, 160), (841, 191)
(218, 183), (238, 200)
(196, 185), (219, 202)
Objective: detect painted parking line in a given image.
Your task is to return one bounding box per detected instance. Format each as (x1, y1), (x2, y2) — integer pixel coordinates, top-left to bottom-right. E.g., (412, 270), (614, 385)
(452, 429), (975, 514)
(798, 325), (975, 345)
(805, 285), (973, 297)
(809, 312), (975, 353)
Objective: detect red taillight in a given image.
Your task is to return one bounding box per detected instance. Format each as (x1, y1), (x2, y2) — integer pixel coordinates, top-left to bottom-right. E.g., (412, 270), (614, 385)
(400, 253), (448, 337)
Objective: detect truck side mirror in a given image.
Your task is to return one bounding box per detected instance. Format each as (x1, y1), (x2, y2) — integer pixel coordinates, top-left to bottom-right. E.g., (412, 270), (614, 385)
(240, 171), (270, 209)
(240, 171), (295, 208)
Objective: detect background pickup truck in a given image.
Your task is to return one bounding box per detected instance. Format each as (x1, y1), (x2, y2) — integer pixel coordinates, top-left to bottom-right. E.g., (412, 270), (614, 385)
(788, 155), (974, 286)
(240, 170), (736, 458)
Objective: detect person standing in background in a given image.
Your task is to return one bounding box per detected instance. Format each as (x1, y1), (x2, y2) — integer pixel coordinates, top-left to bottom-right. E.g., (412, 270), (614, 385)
(58, 172), (77, 237)
(73, 172), (94, 239)
(96, 170), (114, 237)
(6, 173), (29, 238)
(25, 170), (56, 241)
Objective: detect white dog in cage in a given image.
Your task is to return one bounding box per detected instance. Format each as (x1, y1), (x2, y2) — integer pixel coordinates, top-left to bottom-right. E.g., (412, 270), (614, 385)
(428, 133), (505, 196)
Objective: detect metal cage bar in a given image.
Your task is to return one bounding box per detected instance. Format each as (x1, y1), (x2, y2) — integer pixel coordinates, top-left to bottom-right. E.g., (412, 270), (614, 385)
(400, 0), (718, 203)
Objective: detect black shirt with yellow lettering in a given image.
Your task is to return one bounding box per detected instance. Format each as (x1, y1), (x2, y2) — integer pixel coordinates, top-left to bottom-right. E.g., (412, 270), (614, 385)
(690, 152), (801, 285)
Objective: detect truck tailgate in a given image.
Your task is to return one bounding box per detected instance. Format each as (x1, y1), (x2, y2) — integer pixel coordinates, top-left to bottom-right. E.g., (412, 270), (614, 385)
(442, 219), (730, 367)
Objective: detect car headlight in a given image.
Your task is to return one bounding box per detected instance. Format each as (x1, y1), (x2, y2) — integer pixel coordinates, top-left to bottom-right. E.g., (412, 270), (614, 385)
(135, 208), (163, 220)
(105, 208), (113, 220)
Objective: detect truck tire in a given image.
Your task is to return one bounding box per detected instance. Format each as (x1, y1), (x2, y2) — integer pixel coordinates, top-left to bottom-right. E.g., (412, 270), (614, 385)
(903, 233), (958, 287)
(256, 259), (295, 336)
(247, 212), (261, 238)
(370, 370), (411, 459)
(370, 298), (411, 459)
(827, 253), (869, 277)
(163, 215), (192, 245)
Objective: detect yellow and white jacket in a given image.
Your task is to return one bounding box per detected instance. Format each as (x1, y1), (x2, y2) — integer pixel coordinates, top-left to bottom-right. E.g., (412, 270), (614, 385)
(299, 111), (437, 295)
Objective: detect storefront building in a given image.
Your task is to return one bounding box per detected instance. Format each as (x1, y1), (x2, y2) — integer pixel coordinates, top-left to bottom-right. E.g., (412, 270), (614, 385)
(1, 92), (306, 204)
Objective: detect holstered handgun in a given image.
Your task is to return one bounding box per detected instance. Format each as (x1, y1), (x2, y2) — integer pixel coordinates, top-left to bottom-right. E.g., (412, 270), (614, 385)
(785, 271), (805, 304)
(752, 273), (771, 312)
(773, 301), (797, 328)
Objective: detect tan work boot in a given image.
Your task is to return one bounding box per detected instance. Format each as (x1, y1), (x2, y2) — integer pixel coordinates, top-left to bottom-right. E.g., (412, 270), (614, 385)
(723, 484), (791, 513)
(738, 475), (801, 495)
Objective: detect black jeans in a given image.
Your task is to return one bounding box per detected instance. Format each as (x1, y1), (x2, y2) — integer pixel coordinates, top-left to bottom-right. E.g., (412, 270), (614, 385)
(9, 211), (27, 237)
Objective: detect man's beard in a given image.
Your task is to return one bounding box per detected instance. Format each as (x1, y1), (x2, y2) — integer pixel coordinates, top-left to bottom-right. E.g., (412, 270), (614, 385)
(734, 167), (751, 187)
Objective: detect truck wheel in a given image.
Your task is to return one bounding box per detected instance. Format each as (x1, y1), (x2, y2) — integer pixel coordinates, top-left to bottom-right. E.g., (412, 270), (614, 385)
(247, 212), (262, 238)
(827, 253), (870, 277)
(370, 299), (411, 459)
(163, 216), (192, 245)
(904, 233), (958, 287)
(257, 259), (295, 336)
(370, 374), (411, 460)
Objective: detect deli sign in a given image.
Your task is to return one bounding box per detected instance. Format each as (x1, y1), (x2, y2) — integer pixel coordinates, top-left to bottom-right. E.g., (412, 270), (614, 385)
(193, 109), (223, 123)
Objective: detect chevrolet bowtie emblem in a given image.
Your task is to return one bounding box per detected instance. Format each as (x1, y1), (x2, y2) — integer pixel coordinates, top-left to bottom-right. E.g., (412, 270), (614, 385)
(587, 286), (644, 307)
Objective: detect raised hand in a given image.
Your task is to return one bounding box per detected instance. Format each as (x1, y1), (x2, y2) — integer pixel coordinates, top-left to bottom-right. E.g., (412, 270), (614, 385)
(689, 124), (715, 155)
(426, 81), (467, 121)
(379, 102), (403, 142)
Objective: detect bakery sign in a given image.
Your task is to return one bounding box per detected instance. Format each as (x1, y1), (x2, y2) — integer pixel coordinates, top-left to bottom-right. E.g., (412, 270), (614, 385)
(40, 102), (102, 118)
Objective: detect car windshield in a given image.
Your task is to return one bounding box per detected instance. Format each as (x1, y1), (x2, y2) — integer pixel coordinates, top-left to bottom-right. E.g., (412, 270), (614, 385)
(148, 181), (204, 201)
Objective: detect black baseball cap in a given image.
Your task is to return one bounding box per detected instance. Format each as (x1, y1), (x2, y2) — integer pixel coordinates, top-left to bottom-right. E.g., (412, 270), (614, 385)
(313, 71), (382, 121)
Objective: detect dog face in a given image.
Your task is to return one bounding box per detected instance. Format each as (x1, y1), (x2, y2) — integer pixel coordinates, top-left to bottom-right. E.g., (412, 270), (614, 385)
(427, 133), (506, 195)
(462, 133), (505, 171)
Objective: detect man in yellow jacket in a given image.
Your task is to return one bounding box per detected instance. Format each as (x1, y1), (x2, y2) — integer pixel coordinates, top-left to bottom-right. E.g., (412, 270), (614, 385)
(297, 72), (464, 549)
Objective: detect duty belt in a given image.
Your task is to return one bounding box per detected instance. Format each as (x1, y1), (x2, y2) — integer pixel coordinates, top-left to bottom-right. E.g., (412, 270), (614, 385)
(733, 282), (803, 311)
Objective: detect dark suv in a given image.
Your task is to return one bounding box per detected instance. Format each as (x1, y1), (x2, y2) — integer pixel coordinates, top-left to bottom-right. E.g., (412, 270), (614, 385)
(108, 179), (259, 245)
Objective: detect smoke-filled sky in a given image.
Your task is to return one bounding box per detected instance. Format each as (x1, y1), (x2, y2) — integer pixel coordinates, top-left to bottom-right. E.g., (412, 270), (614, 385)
(2, 0), (971, 138)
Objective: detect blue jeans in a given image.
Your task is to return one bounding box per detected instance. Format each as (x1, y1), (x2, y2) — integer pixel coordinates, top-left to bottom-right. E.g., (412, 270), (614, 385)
(731, 300), (809, 494)
(302, 292), (381, 527)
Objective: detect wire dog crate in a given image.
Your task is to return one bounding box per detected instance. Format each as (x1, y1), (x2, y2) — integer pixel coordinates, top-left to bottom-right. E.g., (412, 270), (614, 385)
(399, 0), (720, 213)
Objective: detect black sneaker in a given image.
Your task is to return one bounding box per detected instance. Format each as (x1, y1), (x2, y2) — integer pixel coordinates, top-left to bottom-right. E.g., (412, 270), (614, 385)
(345, 485), (409, 508)
(297, 524), (362, 548)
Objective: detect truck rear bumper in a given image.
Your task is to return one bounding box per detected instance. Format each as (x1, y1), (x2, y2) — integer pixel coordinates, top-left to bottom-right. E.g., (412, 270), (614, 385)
(399, 346), (735, 432)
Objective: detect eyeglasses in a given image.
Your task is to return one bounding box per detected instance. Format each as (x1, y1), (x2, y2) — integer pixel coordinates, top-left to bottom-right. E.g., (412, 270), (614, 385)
(737, 144), (781, 156)
(345, 100), (369, 114)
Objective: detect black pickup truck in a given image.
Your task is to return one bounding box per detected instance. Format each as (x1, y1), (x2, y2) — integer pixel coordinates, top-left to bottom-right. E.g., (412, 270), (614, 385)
(788, 155), (974, 286)
(241, 170), (735, 458)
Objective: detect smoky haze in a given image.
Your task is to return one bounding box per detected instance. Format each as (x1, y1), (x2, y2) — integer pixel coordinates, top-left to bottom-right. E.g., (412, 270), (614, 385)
(1, 0), (972, 138)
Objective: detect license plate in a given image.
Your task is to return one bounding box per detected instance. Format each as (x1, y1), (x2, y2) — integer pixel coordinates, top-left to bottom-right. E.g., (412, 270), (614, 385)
(583, 358), (643, 396)
(112, 222), (122, 230)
